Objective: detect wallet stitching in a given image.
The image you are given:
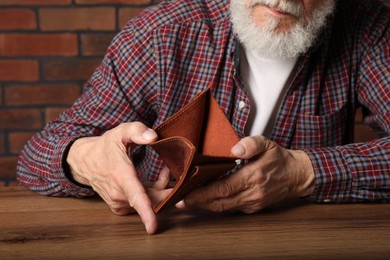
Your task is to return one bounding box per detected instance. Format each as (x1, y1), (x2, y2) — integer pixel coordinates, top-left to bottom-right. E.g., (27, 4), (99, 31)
(153, 139), (196, 213)
(154, 168), (196, 213)
(150, 136), (195, 149)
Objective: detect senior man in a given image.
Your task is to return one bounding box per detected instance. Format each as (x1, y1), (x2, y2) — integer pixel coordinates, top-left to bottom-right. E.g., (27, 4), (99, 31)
(17, 0), (390, 234)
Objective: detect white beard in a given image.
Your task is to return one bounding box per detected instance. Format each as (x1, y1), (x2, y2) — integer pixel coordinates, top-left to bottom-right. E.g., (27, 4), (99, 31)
(230, 0), (336, 58)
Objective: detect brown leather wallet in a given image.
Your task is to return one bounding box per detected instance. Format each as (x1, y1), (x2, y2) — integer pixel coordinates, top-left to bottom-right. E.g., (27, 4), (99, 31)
(150, 87), (240, 213)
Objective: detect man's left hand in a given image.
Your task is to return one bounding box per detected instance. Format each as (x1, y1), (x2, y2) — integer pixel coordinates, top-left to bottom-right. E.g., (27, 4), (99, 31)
(178, 136), (315, 213)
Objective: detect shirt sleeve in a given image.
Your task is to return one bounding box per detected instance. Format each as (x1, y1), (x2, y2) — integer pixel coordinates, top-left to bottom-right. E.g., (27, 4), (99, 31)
(305, 137), (390, 203)
(16, 21), (159, 197)
(305, 4), (390, 203)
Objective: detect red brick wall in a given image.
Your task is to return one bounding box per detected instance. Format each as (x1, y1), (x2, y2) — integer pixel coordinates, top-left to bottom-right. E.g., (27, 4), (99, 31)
(0, 0), (388, 186)
(0, 0), (161, 186)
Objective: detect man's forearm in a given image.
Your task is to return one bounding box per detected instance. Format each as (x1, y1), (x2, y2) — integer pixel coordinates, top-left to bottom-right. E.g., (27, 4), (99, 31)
(16, 131), (94, 197)
(305, 136), (390, 203)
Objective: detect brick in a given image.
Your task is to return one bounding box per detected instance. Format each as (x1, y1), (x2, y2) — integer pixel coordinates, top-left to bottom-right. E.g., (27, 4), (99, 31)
(5, 85), (81, 106)
(76, 0), (150, 4)
(0, 156), (18, 179)
(0, 0), (71, 5)
(0, 9), (36, 30)
(8, 132), (35, 155)
(40, 8), (115, 31)
(45, 107), (69, 123)
(42, 59), (100, 81)
(118, 7), (145, 29)
(0, 34), (78, 57)
(81, 33), (116, 56)
(0, 109), (42, 130)
(0, 60), (39, 82)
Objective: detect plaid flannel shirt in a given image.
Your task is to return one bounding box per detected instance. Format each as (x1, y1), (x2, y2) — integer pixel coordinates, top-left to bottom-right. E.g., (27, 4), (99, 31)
(17, 0), (390, 203)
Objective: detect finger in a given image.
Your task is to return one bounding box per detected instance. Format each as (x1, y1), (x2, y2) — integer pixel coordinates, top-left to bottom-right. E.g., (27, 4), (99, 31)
(127, 187), (157, 235)
(119, 165), (158, 235)
(185, 187), (266, 214)
(231, 135), (274, 159)
(175, 200), (186, 209)
(184, 172), (249, 206)
(109, 202), (135, 216)
(117, 122), (158, 145)
(147, 187), (173, 207)
(153, 166), (171, 190)
(92, 181), (135, 215)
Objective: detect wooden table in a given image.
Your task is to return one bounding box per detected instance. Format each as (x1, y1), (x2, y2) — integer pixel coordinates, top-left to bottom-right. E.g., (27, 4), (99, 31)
(1, 187), (389, 259)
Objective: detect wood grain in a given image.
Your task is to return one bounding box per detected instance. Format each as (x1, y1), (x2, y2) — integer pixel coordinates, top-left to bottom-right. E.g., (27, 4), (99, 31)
(1, 187), (389, 259)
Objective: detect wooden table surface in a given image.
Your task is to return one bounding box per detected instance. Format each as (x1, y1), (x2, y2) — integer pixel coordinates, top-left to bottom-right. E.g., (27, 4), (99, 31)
(1, 186), (389, 259)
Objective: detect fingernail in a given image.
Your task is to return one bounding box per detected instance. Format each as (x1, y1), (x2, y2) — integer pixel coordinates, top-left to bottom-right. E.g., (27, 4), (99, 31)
(142, 129), (157, 141)
(145, 221), (151, 235)
(231, 143), (246, 156)
(175, 200), (186, 209)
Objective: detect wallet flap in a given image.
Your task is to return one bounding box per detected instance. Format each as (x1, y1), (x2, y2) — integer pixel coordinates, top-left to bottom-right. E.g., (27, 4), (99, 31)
(154, 87), (239, 156)
(200, 91), (240, 157)
(154, 162), (237, 213)
(150, 137), (196, 181)
(154, 89), (207, 150)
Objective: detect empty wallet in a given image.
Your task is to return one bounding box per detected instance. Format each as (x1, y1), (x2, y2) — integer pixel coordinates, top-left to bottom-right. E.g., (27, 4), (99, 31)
(150, 87), (240, 213)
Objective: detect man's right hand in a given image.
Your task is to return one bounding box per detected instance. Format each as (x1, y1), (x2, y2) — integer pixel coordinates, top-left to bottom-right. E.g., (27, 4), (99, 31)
(66, 122), (172, 235)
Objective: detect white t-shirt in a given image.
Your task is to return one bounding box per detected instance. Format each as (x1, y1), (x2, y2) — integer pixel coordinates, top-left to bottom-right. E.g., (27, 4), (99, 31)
(240, 47), (297, 137)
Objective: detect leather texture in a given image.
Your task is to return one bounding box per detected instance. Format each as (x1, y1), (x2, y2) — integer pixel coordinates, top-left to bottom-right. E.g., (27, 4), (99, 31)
(150, 87), (240, 213)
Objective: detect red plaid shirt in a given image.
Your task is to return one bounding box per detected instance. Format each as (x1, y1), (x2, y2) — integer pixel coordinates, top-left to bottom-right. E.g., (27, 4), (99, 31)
(17, 0), (390, 203)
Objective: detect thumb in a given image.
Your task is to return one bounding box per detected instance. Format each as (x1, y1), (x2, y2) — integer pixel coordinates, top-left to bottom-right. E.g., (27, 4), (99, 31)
(231, 135), (273, 159)
(117, 122), (158, 145)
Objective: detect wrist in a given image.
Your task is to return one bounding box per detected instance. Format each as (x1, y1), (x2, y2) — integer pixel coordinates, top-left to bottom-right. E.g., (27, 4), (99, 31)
(288, 150), (315, 198)
(66, 138), (92, 186)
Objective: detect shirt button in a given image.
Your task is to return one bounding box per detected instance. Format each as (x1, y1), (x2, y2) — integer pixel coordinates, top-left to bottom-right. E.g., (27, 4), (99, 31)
(238, 101), (246, 109)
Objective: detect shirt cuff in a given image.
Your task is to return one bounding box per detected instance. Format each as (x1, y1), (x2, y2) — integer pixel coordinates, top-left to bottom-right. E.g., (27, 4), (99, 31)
(304, 147), (353, 203)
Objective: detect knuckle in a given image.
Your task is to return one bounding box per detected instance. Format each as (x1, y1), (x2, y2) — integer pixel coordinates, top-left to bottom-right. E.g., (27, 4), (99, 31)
(129, 192), (148, 209)
(246, 168), (261, 183)
(239, 189), (265, 214)
(217, 179), (233, 198)
(241, 207), (260, 214)
(110, 206), (131, 216)
(211, 199), (225, 213)
(129, 193), (138, 208)
(128, 121), (146, 133)
(106, 192), (134, 216)
(110, 204), (122, 214)
(241, 167), (263, 187)
(242, 166), (267, 184)
(254, 136), (267, 153)
(249, 135), (274, 155)
(111, 122), (145, 140)
(250, 190), (265, 203)
(107, 189), (126, 204)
